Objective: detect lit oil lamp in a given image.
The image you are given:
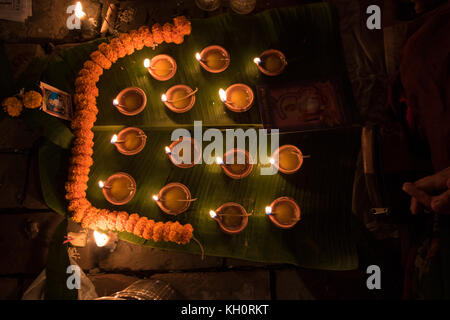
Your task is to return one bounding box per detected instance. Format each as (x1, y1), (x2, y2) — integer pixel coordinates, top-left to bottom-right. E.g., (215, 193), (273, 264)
(166, 137), (202, 168)
(218, 84), (254, 112)
(75, 2), (86, 19)
(98, 172), (136, 205)
(161, 85), (198, 113)
(144, 55), (177, 81)
(113, 87), (147, 116)
(270, 145), (308, 174)
(218, 149), (253, 180)
(110, 127), (147, 156)
(196, 45), (230, 73)
(253, 49), (287, 76)
(265, 197), (301, 229)
(152, 183), (195, 215)
(209, 202), (249, 234)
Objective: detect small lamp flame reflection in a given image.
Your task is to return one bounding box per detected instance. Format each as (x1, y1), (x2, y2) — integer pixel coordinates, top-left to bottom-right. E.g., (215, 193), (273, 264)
(218, 89), (227, 103)
(164, 146), (172, 155)
(93, 230), (109, 247)
(209, 210), (218, 219)
(253, 57), (261, 65)
(144, 58), (151, 68)
(265, 206), (273, 216)
(75, 2), (86, 19)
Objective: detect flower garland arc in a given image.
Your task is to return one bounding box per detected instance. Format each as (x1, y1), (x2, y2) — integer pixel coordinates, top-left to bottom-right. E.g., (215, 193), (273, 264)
(67, 17), (194, 245)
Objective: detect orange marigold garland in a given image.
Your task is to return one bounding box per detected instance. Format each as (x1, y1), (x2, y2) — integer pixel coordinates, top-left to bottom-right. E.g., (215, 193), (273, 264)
(68, 17), (194, 246)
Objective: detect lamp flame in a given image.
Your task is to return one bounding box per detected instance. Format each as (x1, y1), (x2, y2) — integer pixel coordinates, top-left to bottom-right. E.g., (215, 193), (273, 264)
(98, 180), (105, 188)
(218, 89), (227, 102)
(144, 58), (151, 68)
(152, 195), (159, 201)
(195, 52), (201, 61)
(269, 157), (275, 165)
(75, 2), (86, 19)
(215, 156), (223, 165)
(113, 99), (119, 106)
(253, 57), (261, 65)
(161, 94), (167, 102)
(209, 210), (217, 219)
(164, 146), (171, 154)
(93, 230), (109, 247)
(265, 206), (272, 215)
(110, 134), (118, 144)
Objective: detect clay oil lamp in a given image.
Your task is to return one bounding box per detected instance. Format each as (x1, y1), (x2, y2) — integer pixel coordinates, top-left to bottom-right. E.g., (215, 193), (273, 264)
(209, 202), (249, 234)
(144, 55), (177, 81)
(98, 172), (136, 206)
(253, 49), (287, 76)
(218, 84), (254, 113)
(113, 87), (147, 116)
(216, 149), (253, 180)
(161, 85), (198, 113)
(195, 45), (230, 73)
(152, 183), (196, 215)
(265, 197), (301, 229)
(110, 127), (147, 156)
(270, 145), (308, 175)
(165, 137), (202, 169)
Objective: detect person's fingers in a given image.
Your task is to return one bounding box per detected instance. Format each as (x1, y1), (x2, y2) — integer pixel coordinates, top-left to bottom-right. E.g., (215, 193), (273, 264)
(431, 189), (450, 215)
(403, 182), (432, 208)
(410, 197), (424, 215)
(414, 174), (445, 193)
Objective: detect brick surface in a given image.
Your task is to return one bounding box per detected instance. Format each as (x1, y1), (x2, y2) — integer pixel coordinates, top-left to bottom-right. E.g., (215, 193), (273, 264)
(150, 270), (271, 299)
(97, 240), (224, 272)
(0, 211), (63, 274)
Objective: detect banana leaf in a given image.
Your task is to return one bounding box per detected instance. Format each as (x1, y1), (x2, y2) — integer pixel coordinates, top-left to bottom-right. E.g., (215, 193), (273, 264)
(37, 3), (362, 269)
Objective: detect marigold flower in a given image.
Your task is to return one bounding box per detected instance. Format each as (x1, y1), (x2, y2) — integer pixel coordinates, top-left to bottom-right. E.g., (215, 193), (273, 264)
(142, 219), (156, 240)
(138, 26), (155, 47)
(129, 29), (145, 50)
(109, 38), (127, 58)
(98, 42), (118, 63)
(119, 33), (135, 55)
(162, 23), (174, 43)
(162, 221), (173, 241)
(107, 211), (118, 231)
(152, 222), (165, 242)
(23, 91), (43, 109)
(78, 68), (100, 83)
(152, 23), (164, 44)
(2, 96), (23, 117)
(133, 216), (148, 237)
(90, 51), (112, 70)
(125, 213), (139, 233)
(83, 60), (104, 77)
(115, 211), (129, 232)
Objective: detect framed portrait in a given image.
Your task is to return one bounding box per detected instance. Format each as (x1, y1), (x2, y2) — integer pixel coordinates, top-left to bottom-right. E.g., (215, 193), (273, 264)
(40, 82), (73, 120)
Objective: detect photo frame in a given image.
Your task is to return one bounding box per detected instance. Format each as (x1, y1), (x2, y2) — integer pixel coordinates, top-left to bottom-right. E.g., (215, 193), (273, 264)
(40, 82), (73, 120)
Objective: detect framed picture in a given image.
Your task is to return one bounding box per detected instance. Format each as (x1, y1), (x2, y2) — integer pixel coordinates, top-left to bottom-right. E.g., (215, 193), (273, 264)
(40, 82), (73, 120)
(256, 79), (349, 133)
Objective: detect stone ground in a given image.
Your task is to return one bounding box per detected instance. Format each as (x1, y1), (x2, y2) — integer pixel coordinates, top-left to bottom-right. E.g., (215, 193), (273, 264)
(0, 0), (407, 299)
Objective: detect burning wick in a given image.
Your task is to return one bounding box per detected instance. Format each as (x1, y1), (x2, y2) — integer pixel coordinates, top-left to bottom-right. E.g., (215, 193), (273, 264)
(161, 88), (198, 103)
(75, 2), (86, 19)
(113, 99), (126, 109)
(153, 195), (197, 202)
(164, 146), (172, 155)
(218, 89), (237, 106)
(144, 58), (173, 71)
(111, 133), (146, 144)
(209, 209), (251, 218)
(195, 52), (206, 63)
(253, 57), (261, 65)
(98, 180), (135, 191)
(215, 156), (224, 165)
(93, 230), (109, 247)
(265, 206), (274, 215)
(269, 158), (276, 165)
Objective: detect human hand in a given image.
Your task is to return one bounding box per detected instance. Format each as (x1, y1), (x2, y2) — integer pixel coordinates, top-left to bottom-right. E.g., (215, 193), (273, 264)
(402, 167), (450, 215)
